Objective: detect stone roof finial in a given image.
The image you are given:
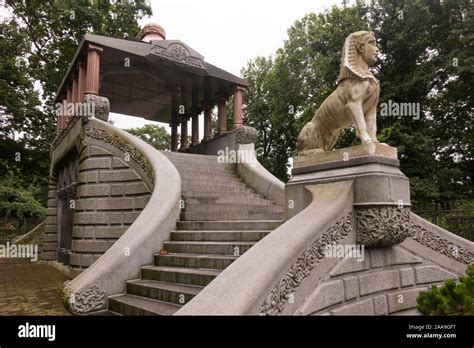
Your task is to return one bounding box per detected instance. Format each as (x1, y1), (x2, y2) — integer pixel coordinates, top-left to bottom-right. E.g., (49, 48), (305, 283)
(136, 22), (166, 42)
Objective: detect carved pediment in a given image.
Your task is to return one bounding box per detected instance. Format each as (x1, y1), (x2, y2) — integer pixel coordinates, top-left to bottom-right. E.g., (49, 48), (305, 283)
(151, 42), (205, 70)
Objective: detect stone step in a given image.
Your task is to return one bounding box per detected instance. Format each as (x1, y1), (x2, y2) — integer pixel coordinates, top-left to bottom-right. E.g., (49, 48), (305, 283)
(155, 252), (238, 269)
(172, 159), (235, 168)
(173, 167), (237, 175)
(108, 294), (180, 316)
(183, 190), (262, 198)
(172, 161), (236, 170)
(184, 196), (274, 205)
(126, 279), (203, 305)
(183, 192), (263, 199)
(184, 204), (284, 213)
(163, 241), (256, 255)
(165, 154), (229, 162)
(170, 230), (272, 241)
(182, 182), (250, 192)
(182, 186), (255, 194)
(141, 265), (220, 286)
(182, 176), (247, 186)
(163, 152), (220, 162)
(180, 211), (285, 221)
(179, 172), (240, 180)
(177, 220), (283, 231)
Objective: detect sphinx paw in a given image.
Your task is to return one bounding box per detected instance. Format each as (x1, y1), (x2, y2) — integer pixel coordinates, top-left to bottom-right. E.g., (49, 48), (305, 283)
(361, 138), (372, 144)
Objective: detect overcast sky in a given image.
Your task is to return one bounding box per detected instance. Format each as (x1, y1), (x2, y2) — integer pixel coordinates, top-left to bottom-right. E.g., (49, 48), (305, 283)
(111, 0), (343, 129)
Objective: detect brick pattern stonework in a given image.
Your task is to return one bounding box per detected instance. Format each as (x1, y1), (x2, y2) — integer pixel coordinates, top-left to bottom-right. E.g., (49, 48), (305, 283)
(297, 245), (458, 315)
(68, 144), (151, 277)
(42, 180), (59, 261)
(41, 125), (153, 278)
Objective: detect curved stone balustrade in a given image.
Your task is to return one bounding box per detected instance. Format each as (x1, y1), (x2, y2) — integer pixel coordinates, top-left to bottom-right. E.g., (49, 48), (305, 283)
(63, 118), (181, 314)
(406, 212), (473, 269)
(236, 143), (285, 207)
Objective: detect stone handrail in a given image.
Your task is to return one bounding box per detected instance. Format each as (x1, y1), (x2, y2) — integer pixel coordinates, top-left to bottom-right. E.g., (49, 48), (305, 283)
(175, 181), (354, 315)
(236, 143), (285, 207)
(12, 220), (46, 245)
(63, 118), (181, 314)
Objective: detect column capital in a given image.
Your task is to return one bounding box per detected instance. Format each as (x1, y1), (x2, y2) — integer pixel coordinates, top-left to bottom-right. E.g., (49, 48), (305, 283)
(88, 43), (104, 53)
(216, 94), (229, 103)
(234, 85), (246, 93)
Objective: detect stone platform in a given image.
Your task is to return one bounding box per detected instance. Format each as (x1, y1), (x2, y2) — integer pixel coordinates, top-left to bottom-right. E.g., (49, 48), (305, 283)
(287, 143), (411, 247)
(293, 142), (397, 168)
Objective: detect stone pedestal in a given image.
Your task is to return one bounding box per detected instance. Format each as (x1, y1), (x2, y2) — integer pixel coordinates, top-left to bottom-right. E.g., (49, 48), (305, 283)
(287, 143), (411, 247)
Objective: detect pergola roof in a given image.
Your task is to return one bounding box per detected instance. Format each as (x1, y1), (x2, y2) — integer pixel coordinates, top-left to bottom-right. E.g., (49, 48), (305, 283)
(55, 34), (248, 123)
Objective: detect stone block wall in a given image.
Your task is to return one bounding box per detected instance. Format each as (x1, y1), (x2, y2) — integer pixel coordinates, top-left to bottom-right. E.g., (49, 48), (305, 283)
(296, 245), (458, 315)
(68, 144), (151, 277)
(41, 180), (59, 261)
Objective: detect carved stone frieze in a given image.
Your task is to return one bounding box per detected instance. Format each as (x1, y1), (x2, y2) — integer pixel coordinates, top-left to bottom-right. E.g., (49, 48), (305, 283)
(409, 220), (474, 265)
(83, 94), (110, 122)
(63, 282), (107, 314)
(236, 126), (259, 144)
(356, 207), (411, 247)
(258, 213), (353, 316)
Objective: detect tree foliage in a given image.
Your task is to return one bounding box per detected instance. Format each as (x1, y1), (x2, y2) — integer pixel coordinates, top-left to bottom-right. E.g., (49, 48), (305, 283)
(126, 124), (171, 151)
(0, 171), (46, 219)
(1, 0), (152, 206)
(416, 265), (474, 315)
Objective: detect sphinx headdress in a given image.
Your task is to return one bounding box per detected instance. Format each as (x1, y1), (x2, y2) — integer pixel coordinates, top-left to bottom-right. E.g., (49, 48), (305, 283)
(338, 31), (377, 84)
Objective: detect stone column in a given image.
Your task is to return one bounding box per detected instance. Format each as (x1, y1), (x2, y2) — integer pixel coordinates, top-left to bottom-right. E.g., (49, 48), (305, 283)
(170, 118), (179, 152)
(191, 110), (200, 146)
(85, 44), (103, 95)
(171, 86), (181, 152)
(203, 103), (213, 142)
(180, 116), (189, 151)
(217, 96), (227, 135)
(72, 73), (79, 103)
(57, 97), (66, 135)
(66, 84), (73, 125)
(233, 86), (245, 129)
(78, 61), (87, 102)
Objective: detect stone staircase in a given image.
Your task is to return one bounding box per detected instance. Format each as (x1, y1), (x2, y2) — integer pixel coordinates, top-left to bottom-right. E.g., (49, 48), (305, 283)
(108, 151), (285, 315)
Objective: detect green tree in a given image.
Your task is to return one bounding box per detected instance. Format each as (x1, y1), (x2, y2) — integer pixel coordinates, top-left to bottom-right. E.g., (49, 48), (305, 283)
(416, 265), (474, 315)
(0, 20), (51, 196)
(126, 124), (171, 151)
(1, 0), (152, 205)
(241, 56), (291, 179)
(0, 171), (46, 220)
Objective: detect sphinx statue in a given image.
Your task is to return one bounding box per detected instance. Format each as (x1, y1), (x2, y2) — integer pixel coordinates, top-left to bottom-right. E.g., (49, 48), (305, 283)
(297, 31), (380, 154)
